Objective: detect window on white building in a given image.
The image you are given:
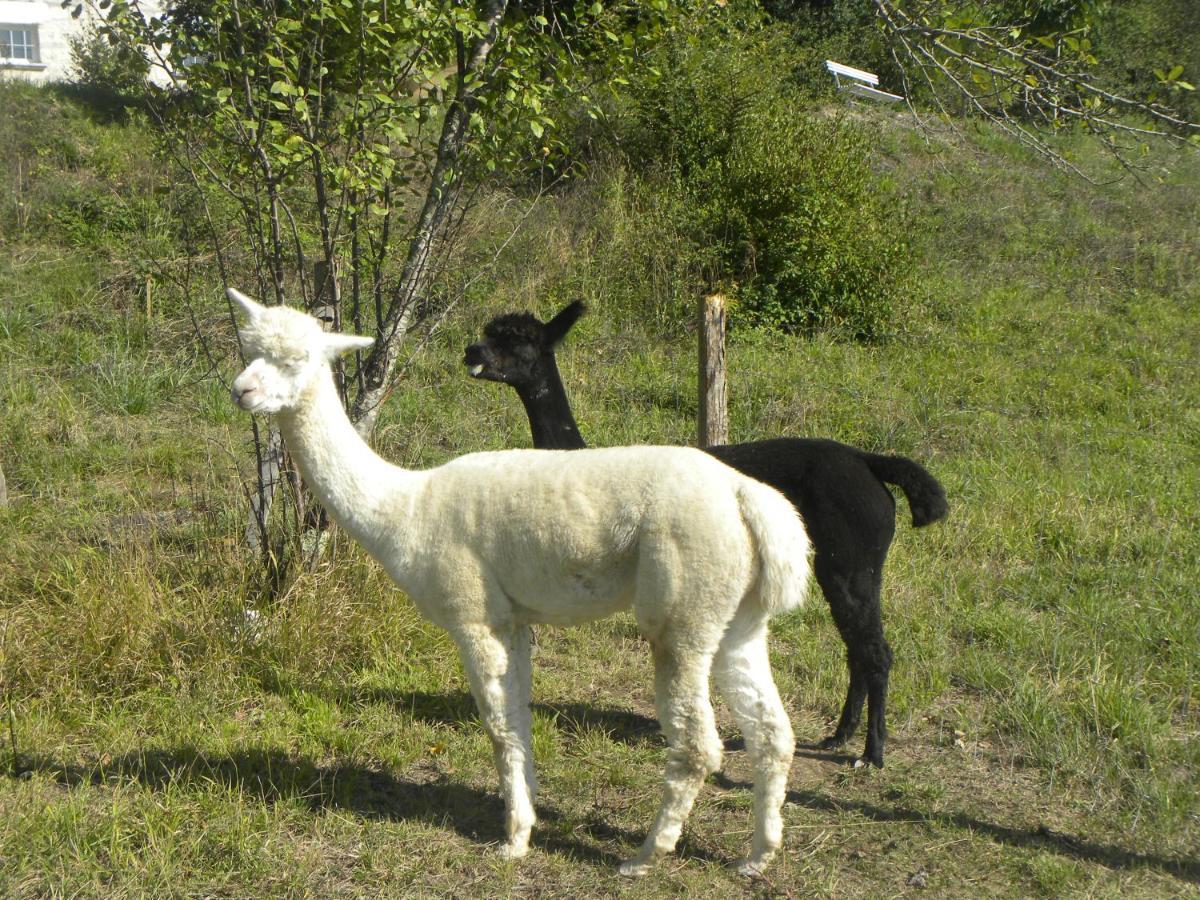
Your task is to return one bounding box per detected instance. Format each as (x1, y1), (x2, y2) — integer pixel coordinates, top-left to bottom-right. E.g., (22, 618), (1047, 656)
(0, 25), (40, 64)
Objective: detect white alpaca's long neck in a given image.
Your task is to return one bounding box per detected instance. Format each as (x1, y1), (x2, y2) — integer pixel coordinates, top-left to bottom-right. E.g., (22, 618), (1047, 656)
(276, 367), (415, 545)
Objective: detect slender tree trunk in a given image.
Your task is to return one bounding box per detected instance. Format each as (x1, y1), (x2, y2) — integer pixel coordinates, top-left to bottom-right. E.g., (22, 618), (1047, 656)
(245, 421), (284, 552)
(698, 293), (729, 447)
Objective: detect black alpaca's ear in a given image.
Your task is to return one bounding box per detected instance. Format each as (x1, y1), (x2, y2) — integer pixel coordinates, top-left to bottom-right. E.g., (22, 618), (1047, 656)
(545, 300), (587, 347)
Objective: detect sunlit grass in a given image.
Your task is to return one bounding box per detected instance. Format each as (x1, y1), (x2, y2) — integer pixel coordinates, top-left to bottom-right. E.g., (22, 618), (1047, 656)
(0, 95), (1197, 895)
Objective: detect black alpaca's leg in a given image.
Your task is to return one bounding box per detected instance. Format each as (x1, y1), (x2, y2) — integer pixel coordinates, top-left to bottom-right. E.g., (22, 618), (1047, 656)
(856, 574), (891, 769)
(817, 561), (892, 767)
(825, 648), (867, 749)
(815, 559), (868, 751)
(860, 629), (892, 769)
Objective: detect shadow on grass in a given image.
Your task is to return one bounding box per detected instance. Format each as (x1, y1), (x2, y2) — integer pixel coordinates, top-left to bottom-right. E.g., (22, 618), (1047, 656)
(348, 687), (668, 748)
(356, 688), (840, 758)
(11, 746), (730, 871)
(711, 772), (1200, 885)
(348, 688), (854, 757)
(11, 746), (649, 869)
(236, 681), (1200, 883)
(793, 740), (860, 767)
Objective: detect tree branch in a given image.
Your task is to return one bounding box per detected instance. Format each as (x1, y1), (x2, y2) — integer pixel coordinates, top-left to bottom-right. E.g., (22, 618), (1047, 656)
(350, 0), (510, 435)
(872, 0), (1198, 176)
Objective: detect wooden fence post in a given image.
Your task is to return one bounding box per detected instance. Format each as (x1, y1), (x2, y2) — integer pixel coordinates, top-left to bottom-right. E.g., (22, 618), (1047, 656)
(698, 292), (729, 447)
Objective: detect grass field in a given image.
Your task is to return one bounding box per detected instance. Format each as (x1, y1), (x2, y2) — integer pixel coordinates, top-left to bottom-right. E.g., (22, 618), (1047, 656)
(1, 95), (1198, 896)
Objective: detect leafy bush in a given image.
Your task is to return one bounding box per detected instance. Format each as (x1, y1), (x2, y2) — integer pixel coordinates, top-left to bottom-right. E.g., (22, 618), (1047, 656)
(609, 21), (914, 338)
(1091, 0), (1200, 120)
(69, 25), (151, 115)
(767, 0), (896, 97)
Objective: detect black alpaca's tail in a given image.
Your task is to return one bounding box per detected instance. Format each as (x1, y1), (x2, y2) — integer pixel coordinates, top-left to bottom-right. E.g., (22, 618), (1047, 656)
(861, 452), (949, 528)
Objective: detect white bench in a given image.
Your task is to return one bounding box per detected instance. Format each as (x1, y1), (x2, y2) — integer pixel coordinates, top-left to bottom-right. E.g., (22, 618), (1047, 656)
(825, 60), (904, 103)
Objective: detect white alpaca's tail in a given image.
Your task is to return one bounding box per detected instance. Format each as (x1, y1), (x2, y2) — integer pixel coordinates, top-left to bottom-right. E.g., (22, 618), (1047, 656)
(737, 479), (813, 617)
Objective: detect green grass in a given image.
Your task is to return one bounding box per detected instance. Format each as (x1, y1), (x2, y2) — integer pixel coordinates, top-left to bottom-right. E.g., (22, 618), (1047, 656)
(1, 93), (1198, 896)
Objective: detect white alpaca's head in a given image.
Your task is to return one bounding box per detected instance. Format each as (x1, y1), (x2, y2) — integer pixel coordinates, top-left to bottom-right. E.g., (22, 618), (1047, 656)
(228, 288), (373, 415)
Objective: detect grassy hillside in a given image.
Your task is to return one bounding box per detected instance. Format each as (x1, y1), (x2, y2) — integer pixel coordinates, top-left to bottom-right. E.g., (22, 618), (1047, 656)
(1, 86), (1198, 896)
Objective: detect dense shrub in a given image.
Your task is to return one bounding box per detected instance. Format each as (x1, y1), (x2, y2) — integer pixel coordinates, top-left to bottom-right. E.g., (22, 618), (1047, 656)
(767, 0), (896, 97)
(608, 21), (913, 338)
(1091, 0), (1200, 120)
(69, 25), (152, 117)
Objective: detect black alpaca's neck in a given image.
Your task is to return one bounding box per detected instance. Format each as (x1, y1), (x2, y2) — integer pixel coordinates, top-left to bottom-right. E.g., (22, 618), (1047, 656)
(516, 358), (586, 450)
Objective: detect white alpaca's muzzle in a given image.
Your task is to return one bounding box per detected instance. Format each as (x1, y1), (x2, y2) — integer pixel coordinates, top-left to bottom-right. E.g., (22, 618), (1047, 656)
(231, 364), (272, 413)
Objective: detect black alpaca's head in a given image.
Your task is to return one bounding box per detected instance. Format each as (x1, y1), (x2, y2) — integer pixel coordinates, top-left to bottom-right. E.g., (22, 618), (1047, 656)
(463, 300), (586, 389)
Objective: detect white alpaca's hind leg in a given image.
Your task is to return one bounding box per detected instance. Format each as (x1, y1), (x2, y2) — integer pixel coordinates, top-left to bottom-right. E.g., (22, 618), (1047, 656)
(713, 613), (794, 876)
(454, 623), (537, 859)
(619, 644), (722, 877)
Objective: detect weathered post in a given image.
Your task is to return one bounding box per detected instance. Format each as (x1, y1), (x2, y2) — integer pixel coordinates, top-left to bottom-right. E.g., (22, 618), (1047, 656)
(698, 292), (729, 447)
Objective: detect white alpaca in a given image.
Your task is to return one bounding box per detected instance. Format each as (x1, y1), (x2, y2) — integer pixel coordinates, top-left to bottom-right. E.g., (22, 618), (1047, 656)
(227, 288), (813, 875)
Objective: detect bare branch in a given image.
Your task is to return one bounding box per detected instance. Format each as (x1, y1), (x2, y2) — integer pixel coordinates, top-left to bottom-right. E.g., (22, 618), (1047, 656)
(872, 0), (1198, 176)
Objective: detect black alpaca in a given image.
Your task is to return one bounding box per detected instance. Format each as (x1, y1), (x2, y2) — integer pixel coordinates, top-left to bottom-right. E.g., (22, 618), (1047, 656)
(463, 301), (948, 768)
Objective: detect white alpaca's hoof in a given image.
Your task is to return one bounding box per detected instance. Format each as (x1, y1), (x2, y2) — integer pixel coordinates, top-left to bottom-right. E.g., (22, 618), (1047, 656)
(735, 851), (774, 877)
(617, 856), (655, 878)
(496, 840), (530, 860)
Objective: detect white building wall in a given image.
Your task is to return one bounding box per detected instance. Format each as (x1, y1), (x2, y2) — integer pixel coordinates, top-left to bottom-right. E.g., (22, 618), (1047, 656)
(0, 0), (167, 85)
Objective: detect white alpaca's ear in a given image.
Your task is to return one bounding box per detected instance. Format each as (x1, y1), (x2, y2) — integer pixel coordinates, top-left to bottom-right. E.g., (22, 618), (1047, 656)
(228, 287), (266, 321)
(323, 332), (375, 359)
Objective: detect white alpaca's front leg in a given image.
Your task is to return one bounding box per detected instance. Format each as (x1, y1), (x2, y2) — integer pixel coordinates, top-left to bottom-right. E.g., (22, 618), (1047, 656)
(455, 623), (537, 859)
(512, 625), (538, 805)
